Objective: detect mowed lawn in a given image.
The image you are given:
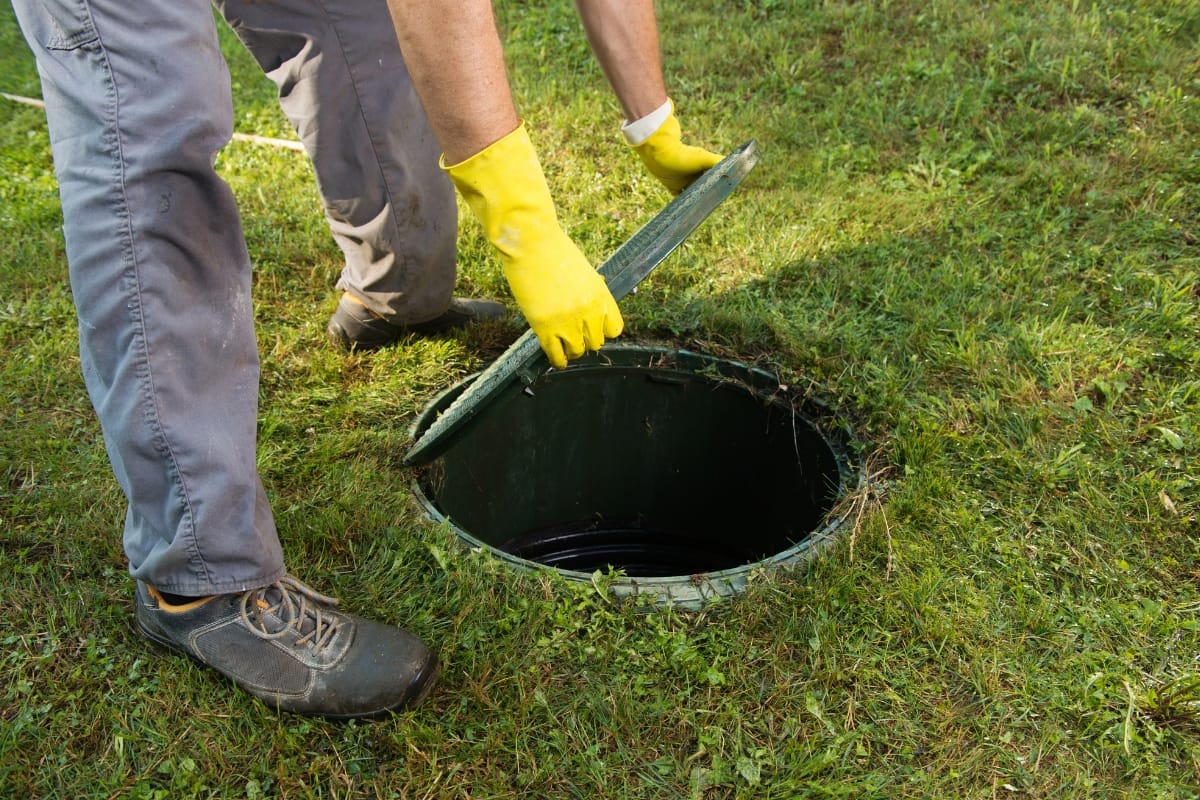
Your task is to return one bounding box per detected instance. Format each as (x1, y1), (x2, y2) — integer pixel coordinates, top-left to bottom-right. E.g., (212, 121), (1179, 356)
(2, 1), (1198, 798)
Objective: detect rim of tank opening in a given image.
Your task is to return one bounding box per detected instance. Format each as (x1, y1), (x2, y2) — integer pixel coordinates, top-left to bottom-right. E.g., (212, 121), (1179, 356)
(407, 344), (864, 604)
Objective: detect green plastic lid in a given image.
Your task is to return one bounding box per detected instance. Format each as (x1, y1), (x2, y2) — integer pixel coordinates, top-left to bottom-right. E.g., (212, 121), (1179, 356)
(403, 139), (761, 466)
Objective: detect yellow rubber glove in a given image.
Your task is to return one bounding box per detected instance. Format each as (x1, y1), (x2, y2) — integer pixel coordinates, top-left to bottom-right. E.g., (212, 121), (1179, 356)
(631, 102), (723, 196)
(443, 124), (623, 368)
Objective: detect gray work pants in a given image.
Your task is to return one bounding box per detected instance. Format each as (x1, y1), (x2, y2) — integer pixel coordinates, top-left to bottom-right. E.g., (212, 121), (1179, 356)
(13, 0), (455, 595)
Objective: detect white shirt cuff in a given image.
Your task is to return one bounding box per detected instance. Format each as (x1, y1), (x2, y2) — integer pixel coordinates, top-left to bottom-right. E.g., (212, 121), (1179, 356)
(621, 99), (672, 146)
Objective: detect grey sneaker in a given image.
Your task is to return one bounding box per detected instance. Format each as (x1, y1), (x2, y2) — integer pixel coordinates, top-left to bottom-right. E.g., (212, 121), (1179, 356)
(134, 576), (439, 719)
(327, 292), (506, 350)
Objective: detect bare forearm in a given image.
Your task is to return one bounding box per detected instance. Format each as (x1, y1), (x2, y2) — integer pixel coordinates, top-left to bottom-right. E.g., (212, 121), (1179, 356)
(575, 0), (669, 121)
(385, 0), (520, 163)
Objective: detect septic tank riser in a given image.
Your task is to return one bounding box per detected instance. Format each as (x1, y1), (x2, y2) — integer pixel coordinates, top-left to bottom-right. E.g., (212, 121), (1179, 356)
(411, 345), (858, 609)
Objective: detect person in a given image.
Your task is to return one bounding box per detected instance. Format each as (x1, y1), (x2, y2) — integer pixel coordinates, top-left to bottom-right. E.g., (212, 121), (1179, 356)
(12, 0), (722, 719)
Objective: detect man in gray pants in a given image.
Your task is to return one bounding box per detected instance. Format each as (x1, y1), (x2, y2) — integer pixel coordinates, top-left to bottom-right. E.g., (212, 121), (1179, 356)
(14, 0), (720, 719)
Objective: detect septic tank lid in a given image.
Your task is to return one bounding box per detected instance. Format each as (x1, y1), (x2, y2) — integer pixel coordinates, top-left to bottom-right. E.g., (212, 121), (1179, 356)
(404, 139), (760, 466)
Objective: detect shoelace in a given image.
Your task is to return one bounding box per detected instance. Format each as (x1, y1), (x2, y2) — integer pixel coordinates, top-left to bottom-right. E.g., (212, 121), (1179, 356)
(240, 575), (342, 650)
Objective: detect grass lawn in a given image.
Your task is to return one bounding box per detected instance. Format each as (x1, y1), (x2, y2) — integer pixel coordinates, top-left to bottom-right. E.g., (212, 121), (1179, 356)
(2, 0), (1199, 797)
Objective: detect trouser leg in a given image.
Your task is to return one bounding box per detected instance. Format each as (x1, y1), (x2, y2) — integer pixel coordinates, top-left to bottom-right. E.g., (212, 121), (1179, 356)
(13, 0), (285, 595)
(216, 0), (459, 325)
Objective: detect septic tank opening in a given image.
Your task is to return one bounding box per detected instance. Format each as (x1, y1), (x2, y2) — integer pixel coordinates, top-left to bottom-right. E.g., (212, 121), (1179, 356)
(412, 345), (858, 607)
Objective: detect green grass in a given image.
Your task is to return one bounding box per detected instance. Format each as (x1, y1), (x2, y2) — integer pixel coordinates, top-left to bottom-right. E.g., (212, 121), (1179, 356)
(3, 0), (1199, 796)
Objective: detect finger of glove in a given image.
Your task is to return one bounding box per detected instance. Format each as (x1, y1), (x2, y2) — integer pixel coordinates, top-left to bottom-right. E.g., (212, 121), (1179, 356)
(580, 313), (605, 354)
(643, 143), (715, 194)
(537, 330), (568, 369)
(662, 145), (724, 194)
(556, 316), (587, 361)
(602, 294), (624, 339)
(680, 144), (723, 173)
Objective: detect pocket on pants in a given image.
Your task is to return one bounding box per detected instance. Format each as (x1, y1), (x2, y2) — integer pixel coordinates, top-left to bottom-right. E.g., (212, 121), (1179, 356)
(30, 0), (99, 51)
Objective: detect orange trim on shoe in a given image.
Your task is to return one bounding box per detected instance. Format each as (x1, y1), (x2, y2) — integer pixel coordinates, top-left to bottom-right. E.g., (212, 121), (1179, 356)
(341, 292), (383, 319)
(145, 584), (218, 613)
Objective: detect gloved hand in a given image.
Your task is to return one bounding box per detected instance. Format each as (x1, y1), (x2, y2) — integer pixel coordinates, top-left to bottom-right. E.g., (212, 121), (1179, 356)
(631, 101), (723, 195)
(443, 124), (623, 368)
